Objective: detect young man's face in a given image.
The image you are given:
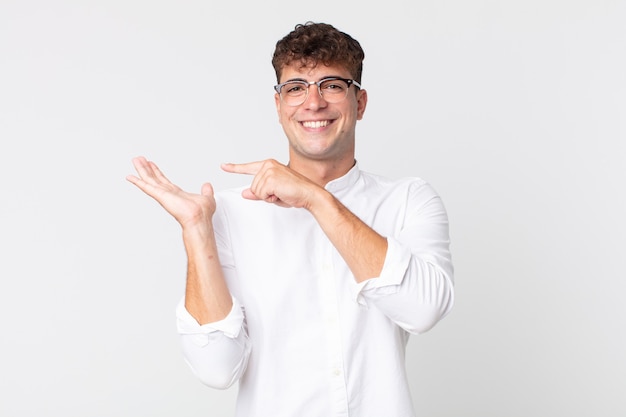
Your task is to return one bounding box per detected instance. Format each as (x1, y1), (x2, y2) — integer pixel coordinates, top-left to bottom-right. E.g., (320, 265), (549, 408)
(274, 63), (367, 166)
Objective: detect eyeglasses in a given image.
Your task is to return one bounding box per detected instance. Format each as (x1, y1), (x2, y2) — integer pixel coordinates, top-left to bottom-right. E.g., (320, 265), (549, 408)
(274, 77), (362, 107)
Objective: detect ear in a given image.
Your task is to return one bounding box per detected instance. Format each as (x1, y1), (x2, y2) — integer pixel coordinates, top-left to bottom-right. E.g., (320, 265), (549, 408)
(274, 93), (283, 124)
(356, 89), (367, 120)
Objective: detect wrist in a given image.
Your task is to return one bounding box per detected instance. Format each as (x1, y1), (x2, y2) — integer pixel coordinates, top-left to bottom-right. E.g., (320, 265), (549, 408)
(306, 187), (338, 217)
(181, 221), (215, 245)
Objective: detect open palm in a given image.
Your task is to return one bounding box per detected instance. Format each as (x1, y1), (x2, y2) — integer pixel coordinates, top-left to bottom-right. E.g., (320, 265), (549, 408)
(126, 156), (216, 229)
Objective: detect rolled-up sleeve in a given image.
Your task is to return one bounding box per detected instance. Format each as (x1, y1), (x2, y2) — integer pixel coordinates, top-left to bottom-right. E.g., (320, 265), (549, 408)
(176, 296), (251, 389)
(354, 183), (455, 334)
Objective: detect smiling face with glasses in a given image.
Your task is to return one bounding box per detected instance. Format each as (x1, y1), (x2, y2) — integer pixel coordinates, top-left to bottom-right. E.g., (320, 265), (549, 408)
(274, 77), (362, 107)
(273, 63), (368, 171)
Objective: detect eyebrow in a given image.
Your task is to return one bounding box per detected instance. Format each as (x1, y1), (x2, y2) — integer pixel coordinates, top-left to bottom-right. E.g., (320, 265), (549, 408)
(282, 76), (346, 84)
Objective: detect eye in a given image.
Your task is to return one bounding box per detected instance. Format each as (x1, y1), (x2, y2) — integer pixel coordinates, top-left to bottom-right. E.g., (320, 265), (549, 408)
(320, 79), (348, 93)
(284, 82), (307, 95)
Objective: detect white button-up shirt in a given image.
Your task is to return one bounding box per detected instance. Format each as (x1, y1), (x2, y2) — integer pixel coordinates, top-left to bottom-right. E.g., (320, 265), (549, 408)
(176, 164), (454, 417)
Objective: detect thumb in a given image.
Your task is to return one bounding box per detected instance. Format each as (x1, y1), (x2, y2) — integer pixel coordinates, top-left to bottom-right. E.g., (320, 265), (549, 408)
(241, 188), (261, 200)
(201, 182), (214, 197)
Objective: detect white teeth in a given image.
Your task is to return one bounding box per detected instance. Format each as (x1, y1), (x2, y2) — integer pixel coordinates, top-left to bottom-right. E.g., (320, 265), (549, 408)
(302, 120), (329, 128)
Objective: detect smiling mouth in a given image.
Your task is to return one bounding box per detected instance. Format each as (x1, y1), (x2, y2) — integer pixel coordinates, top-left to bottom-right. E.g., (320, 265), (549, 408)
(301, 120), (331, 129)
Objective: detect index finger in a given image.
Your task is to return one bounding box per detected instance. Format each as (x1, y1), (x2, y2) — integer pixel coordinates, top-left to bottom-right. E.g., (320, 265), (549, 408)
(221, 161), (265, 175)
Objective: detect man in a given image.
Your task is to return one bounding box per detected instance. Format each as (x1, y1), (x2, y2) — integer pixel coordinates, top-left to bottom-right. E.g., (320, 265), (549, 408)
(127, 22), (454, 417)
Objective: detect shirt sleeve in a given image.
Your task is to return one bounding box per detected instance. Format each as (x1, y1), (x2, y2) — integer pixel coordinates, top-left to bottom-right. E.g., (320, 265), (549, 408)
(176, 296), (251, 389)
(354, 181), (455, 334)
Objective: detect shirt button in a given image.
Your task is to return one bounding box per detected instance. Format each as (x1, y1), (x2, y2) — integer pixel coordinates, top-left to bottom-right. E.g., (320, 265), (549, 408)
(333, 368), (341, 376)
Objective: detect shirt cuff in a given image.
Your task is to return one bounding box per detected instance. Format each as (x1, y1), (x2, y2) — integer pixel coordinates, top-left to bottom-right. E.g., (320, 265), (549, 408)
(353, 237), (411, 306)
(176, 296), (245, 339)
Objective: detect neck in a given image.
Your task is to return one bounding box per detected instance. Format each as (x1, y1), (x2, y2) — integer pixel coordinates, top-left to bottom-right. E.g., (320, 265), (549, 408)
(288, 155), (356, 187)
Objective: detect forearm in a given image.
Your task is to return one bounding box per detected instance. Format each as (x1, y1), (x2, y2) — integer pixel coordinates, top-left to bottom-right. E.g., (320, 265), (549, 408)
(308, 189), (388, 283)
(182, 225), (233, 324)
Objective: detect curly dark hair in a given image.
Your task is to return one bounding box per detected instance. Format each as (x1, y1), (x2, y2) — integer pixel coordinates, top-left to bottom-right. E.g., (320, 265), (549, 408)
(272, 22), (365, 84)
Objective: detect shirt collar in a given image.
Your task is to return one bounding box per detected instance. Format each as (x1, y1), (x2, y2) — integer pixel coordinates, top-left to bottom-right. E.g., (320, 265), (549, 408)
(324, 160), (361, 193)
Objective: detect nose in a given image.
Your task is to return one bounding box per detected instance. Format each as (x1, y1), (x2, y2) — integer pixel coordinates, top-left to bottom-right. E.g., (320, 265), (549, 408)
(303, 83), (327, 110)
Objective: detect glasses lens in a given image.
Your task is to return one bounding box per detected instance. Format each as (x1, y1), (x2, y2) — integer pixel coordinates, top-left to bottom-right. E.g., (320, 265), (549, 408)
(280, 81), (308, 106)
(319, 79), (350, 103)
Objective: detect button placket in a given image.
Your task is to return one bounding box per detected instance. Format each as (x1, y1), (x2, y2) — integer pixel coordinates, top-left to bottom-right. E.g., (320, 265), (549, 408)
(318, 240), (349, 416)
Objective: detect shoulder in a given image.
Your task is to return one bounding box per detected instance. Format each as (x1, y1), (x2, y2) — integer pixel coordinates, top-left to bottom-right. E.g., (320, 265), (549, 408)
(358, 170), (432, 194)
(213, 185), (289, 219)
(212, 186), (250, 219)
(357, 170), (445, 211)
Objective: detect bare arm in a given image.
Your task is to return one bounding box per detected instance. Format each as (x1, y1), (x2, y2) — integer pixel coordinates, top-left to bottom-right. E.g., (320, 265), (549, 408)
(180, 221), (233, 324)
(307, 189), (387, 282)
(126, 156), (232, 324)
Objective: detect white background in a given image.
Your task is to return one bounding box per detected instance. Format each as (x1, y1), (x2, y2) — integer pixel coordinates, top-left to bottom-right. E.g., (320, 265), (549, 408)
(1, 1), (624, 416)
